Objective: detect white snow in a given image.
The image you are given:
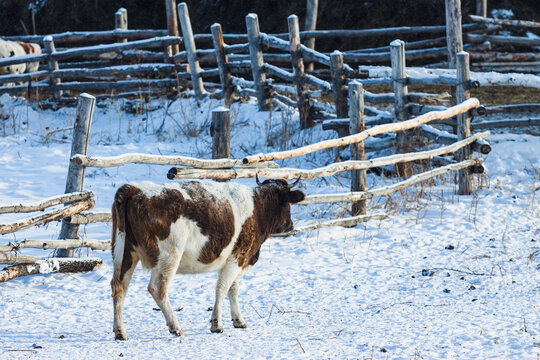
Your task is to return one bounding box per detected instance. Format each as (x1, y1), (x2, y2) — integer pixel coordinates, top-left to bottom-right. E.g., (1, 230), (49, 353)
(0, 93), (538, 359)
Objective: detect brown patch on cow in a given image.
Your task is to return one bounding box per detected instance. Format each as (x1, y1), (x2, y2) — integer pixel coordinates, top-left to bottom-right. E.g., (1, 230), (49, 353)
(111, 182), (236, 271)
(16, 41), (35, 54)
(233, 180), (305, 268)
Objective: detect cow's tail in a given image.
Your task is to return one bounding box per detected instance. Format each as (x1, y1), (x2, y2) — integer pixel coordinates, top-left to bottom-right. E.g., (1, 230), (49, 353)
(110, 184), (139, 298)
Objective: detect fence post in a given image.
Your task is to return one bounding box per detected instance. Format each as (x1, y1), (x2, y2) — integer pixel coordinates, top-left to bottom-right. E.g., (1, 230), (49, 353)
(246, 13), (271, 111)
(211, 107), (231, 160)
(211, 23), (234, 107)
(178, 2), (206, 99)
(115, 8), (128, 43)
(349, 81), (366, 215)
(56, 93), (95, 257)
(165, 0), (180, 54)
(476, 0), (487, 17)
(304, 0), (318, 73)
(288, 14), (313, 129)
(330, 50), (347, 120)
(445, 0), (464, 68)
(43, 36), (62, 99)
(390, 39), (409, 164)
(456, 51), (472, 195)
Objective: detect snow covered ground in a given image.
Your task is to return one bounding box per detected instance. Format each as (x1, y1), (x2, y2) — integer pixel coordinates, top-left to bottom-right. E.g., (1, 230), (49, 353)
(0, 93), (538, 359)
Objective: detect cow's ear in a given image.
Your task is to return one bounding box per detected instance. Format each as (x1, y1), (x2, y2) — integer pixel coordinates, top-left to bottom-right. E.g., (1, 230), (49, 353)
(286, 190), (305, 204)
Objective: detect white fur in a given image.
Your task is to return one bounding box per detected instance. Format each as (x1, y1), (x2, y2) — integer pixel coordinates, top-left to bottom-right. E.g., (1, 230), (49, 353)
(113, 229), (125, 269)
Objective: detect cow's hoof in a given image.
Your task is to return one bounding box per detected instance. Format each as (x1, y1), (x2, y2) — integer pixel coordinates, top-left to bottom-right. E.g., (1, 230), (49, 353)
(232, 319), (247, 329)
(210, 326), (224, 333)
(169, 329), (183, 338)
(114, 331), (128, 341)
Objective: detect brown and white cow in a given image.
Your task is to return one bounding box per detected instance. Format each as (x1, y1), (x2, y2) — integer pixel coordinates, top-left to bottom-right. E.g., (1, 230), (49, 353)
(110, 177), (305, 340)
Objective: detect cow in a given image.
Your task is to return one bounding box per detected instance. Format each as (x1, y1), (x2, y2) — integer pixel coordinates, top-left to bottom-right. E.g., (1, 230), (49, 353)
(0, 39), (41, 76)
(110, 177), (305, 340)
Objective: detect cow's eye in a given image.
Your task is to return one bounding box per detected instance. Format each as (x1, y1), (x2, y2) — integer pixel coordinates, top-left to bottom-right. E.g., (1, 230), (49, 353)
(9, 51), (15, 57)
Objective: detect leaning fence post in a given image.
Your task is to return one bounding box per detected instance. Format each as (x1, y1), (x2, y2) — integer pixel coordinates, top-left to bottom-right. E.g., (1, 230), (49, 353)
(115, 8), (128, 43)
(456, 51), (472, 195)
(211, 107), (231, 160)
(178, 2), (205, 99)
(56, 93), (95, 258)
(330, 50), (347, 120)
(304, 0), (318, 73)
(212, 23), (234, 107)
(246, 13), (271, 111)
(43, 36), (62, 99)
(390, 39), (409, 163)
(445, 0), (464, 68)
(165, 0), (180, 54)
(288, 14), (313, 129)
(349, 81), (366, 215)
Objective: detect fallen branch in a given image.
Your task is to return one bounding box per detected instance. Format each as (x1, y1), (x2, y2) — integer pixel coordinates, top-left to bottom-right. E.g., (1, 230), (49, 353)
(0, 257), (102, 282)
(0, 199), (95, 235)
(169, 132), (489, 180)
(71, 153), (278, 169)
(242, 98), (480, 163)
(0, 191), (93, 214)
(299, 159), (482, 205)
(271, 213), (388, 237)
(0, 239), (110, 252)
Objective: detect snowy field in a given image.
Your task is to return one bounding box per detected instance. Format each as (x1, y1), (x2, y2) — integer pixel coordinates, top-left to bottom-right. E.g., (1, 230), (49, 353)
(0, 93), (538, 359)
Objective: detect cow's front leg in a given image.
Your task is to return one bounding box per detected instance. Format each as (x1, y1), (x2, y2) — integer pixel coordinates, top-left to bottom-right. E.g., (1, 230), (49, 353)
(211, 262), (241, 333)
(228, 280), (247, 329)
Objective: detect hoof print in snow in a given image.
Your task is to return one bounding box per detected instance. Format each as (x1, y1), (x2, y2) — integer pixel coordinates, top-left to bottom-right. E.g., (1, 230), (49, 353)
(443, 288), (451, 293)
(421, 269), (434, 276)
(445, 245), (455, 250)
(469, 285), (477, 290)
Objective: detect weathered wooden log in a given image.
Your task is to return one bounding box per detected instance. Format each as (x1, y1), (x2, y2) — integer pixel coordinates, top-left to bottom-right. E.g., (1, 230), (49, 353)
(43, 36), (62, 98)
(211, 23), (234, 106)
(272, 23), (481, 40)
(0, 199), (95, 235)
(273, 92), (297, 108)
(165, 0), (180, 53)
(72, 153), (278, 169)
(178, 2), (205, 99)
(243, 98), (480, 164)
(322, 113), (394, 131)
(304, 73), (332, 92)
(299, 158), (482, 205)
(289, 15), (313, 129)
(330, 51), (348, 119)
(274, 213), (388, 237)
(349, 81), (366, 215)
(264, 63), (294, 82)
(0, 239), (110, 252)
(115, 8), (128, 43)
(4, 30), (170, 45)
(469, 15), (540, 29)
(170, 131), (489, 180)
(408, 103), (448, 116)
(0, 254), (41, 264)
(246, 14), (271, 111)
(472, 118), (540, 129)
(407, 75), (458, 86)
(420, 124), (491, 154)
(467, 34), (540, 47)
(485, 104), (540, 113)
(225, 43), (250, 54)
(304, 0), (318, 72)
(57, 94), (95, 257)
(475, 0), (487, 18)
(456, 51), (472, 194)
(471, 63), (540, 73)
(0, 191), (93, 215)
(68, 212), (112, 224)
(391, 39), (409, 160)
(445, 0), (464, 68)
(211, 107), (231, 160)
(470, 52), (540, 62)
(260, 33), (290, 52)
(0, 257), (103, 282)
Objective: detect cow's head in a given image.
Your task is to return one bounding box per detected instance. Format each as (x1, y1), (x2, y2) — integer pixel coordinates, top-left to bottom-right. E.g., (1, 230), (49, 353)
(255, 176), (305, 234)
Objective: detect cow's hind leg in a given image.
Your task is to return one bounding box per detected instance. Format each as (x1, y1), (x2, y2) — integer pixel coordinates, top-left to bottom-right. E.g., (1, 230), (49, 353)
(211, 262), (242, 333)
(147, 249), (182, 338)
(228, 280), (247, 329)
(111, 250), (139, 341)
